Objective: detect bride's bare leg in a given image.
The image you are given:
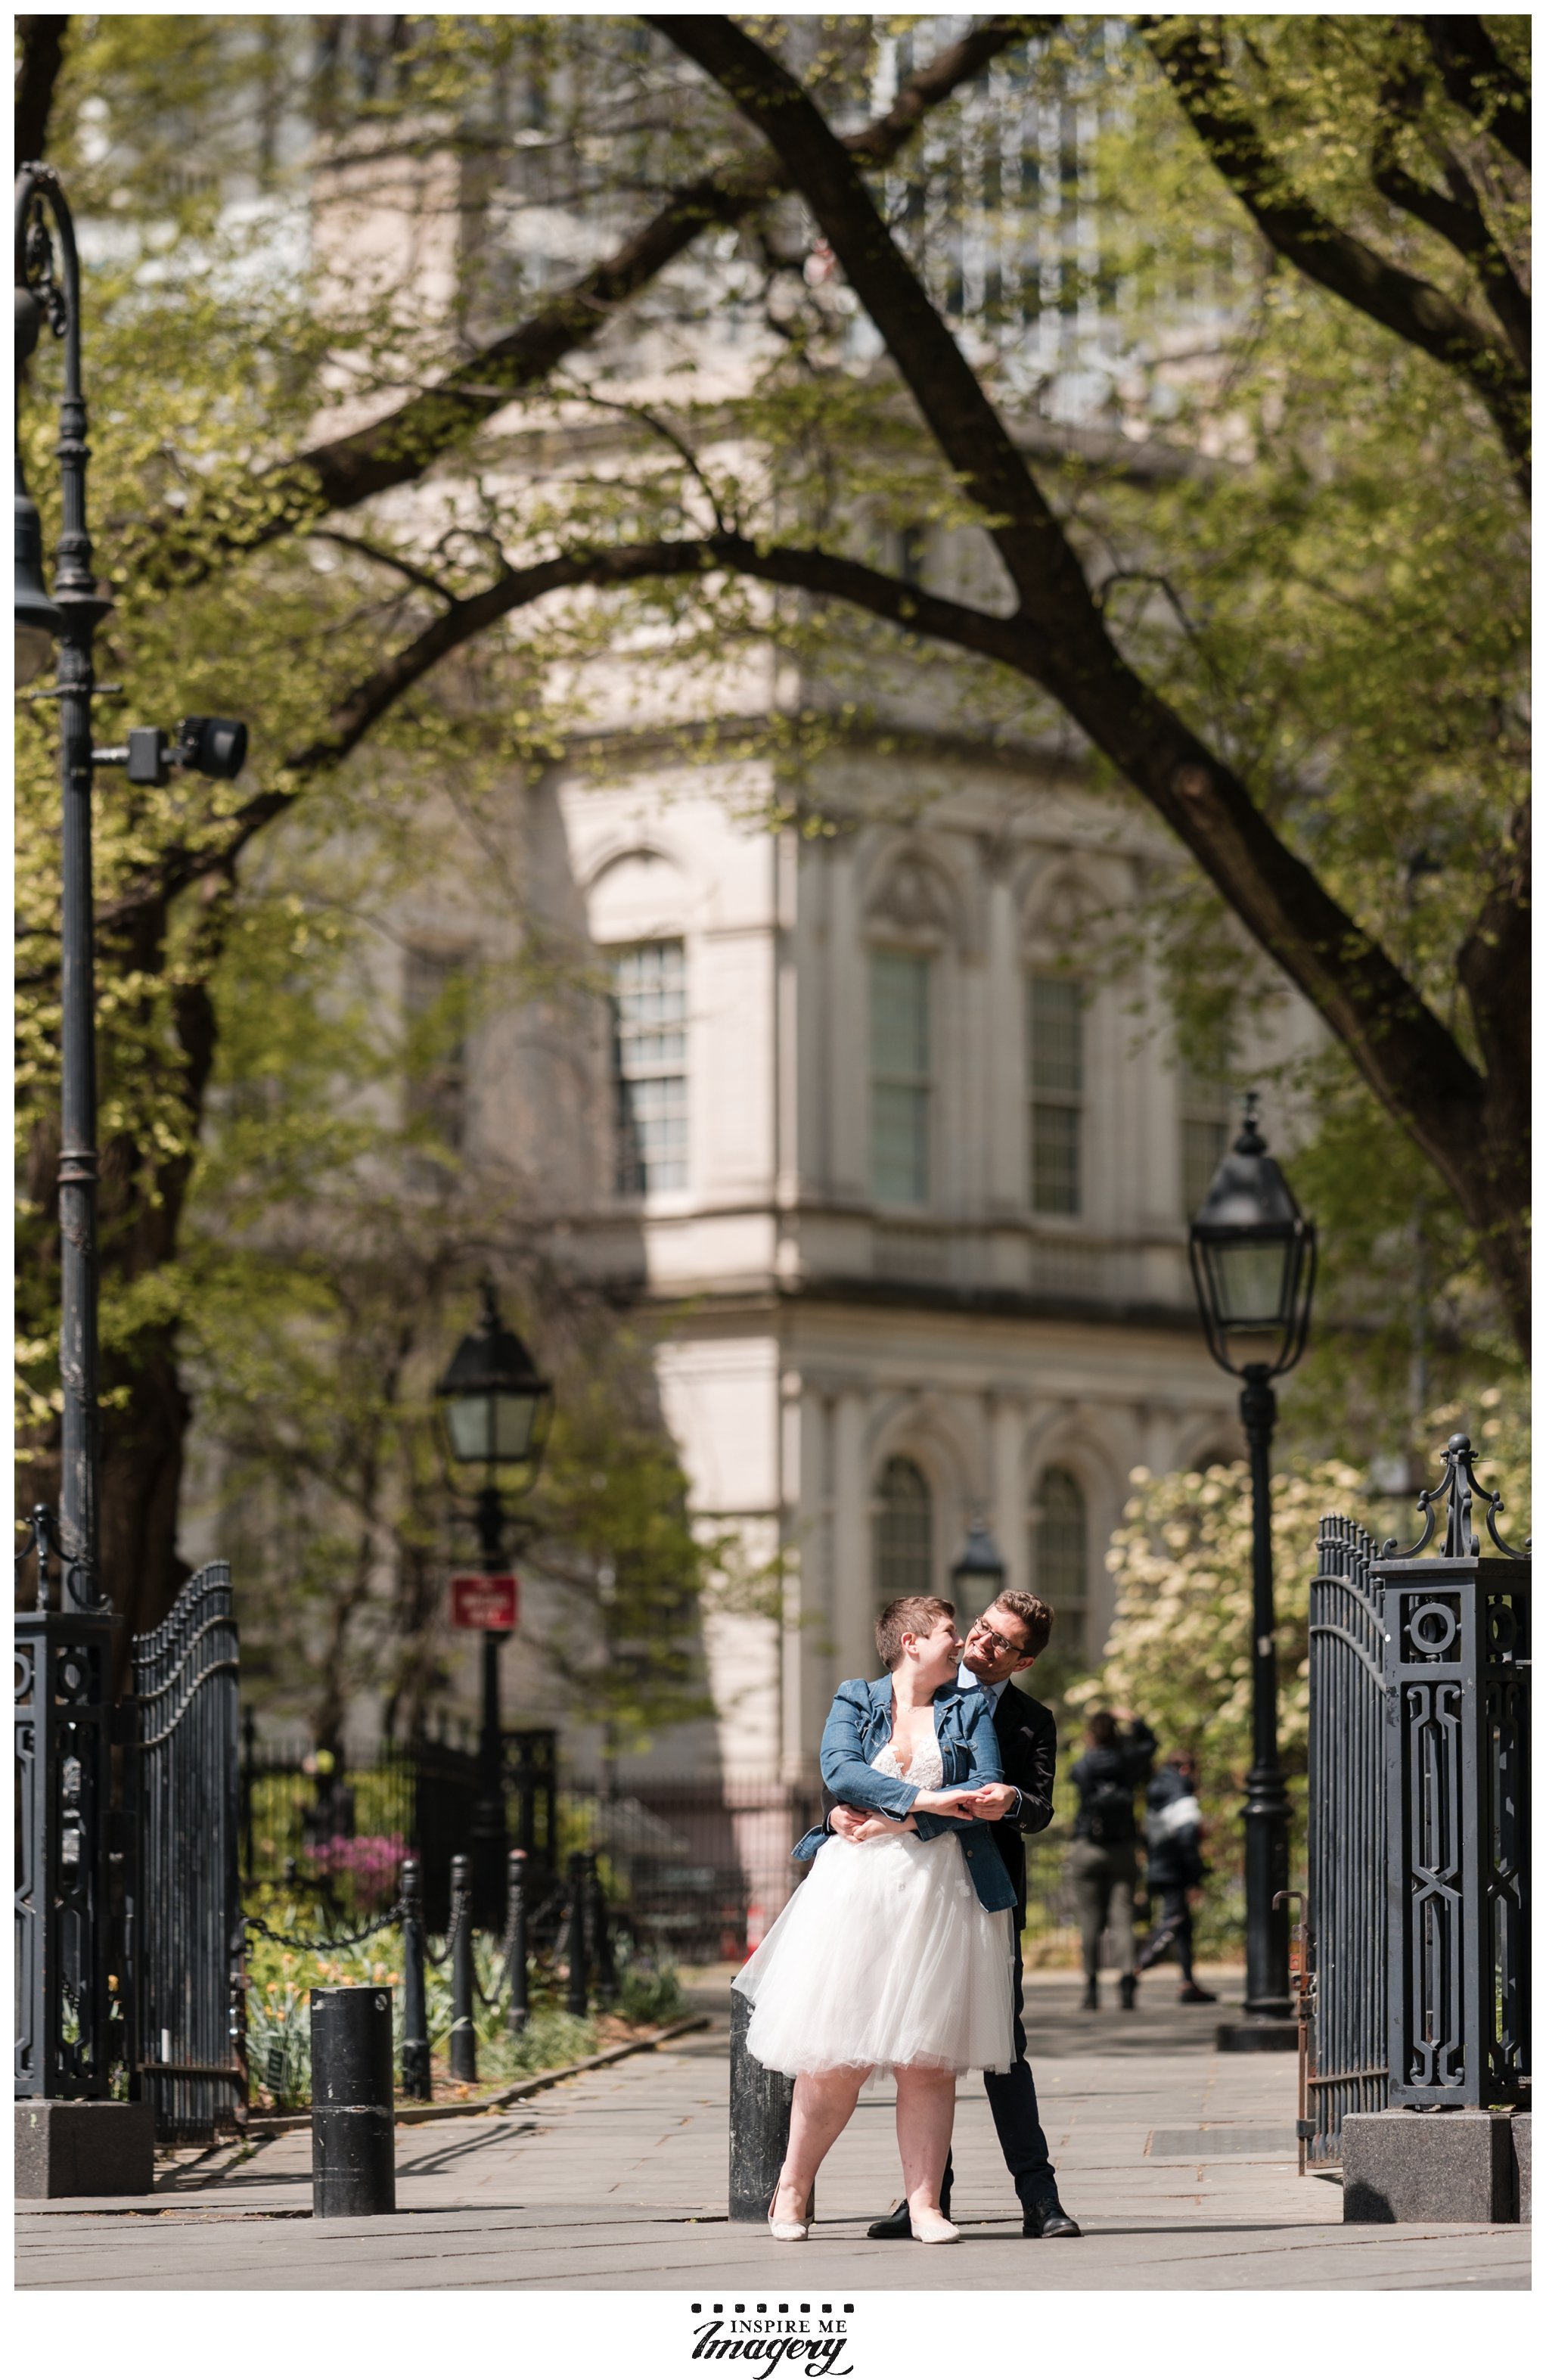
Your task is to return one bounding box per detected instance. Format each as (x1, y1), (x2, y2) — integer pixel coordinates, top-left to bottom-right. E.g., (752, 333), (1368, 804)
(774, 2067), (870, 2223)
(895, 2065), (957, 2226)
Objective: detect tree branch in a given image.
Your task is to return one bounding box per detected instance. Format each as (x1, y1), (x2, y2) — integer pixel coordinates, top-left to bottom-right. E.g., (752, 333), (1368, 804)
(307, 528), (460, 603)
(128, 16), (1042, 589)
(1370, 74), (1531, 370)
(1415, 16), (1531, 170)
(639, 20), (1512, 1291)
(14, 15), (67, 163)
(88, 535), (1042, 932)
(1141, 17), (1529, 495)
(56, 483), (1532, 1326)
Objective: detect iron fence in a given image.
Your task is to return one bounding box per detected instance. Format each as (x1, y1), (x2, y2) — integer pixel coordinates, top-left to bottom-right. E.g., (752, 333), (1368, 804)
(129, 1564), (244, 2142)
(1307, 1431), (1531, 2165)
(240, 1726), (821, 1965)
(238, 1723), (1240, 1972)
(1306, 1512), (1389, 2162)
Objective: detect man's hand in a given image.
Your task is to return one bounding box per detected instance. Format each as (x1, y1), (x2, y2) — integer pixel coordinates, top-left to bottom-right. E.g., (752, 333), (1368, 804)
(964, 1782), (1018, 1821)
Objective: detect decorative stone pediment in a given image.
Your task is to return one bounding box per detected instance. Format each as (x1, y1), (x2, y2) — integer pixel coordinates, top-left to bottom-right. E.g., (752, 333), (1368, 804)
(867, 853), (953, 937)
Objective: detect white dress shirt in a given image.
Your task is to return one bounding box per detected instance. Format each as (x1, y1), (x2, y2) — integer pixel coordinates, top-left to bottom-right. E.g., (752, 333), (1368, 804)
(958, 1663), (1020, 1813)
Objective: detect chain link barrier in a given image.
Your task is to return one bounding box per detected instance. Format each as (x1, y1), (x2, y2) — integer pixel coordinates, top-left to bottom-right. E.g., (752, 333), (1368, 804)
(243, 1901), (408, 1955)
(241, 1872), (580, 1987)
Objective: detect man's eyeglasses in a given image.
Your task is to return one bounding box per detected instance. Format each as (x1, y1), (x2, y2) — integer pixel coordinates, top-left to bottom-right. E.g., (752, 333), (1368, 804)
(970, 1620), (1028, 1659)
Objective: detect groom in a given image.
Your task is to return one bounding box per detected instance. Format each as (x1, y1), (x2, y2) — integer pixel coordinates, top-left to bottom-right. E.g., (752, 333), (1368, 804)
(828, 1588), (1080, 2240)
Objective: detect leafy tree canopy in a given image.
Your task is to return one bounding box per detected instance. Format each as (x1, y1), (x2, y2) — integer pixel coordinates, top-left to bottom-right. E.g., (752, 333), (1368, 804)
(14, 14), (1529, 1658)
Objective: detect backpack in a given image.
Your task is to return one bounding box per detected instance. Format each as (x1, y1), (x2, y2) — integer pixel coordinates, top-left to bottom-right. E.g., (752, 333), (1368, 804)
(1083, 1776), (1134, 1845)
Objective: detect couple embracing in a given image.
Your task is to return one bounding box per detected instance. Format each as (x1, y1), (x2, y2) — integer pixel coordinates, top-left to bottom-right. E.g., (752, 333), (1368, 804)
(733, 1590), (1079, 2246)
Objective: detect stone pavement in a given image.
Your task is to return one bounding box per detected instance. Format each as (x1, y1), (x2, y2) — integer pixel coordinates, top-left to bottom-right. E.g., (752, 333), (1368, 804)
(15, 1969), (1528, 2291)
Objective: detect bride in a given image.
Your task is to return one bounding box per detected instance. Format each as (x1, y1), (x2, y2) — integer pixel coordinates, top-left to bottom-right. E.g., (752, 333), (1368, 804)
(733, 1594), (1016, 2245)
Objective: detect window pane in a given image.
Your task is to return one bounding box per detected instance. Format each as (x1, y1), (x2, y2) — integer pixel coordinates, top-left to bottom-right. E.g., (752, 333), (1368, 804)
(610, 941), (687, 1194)
(1031, 1101), (1080, 1215)
(872, 1083), (929, 1206)
(874, 1456), (933, 1605)
(870, 950), (930, 1204)
(1028, 974), (1082, 1216)
(1032, 1465), (1088, 1635)
(871, 949), (930, 1079)
(1029, 974), (1082, 1096)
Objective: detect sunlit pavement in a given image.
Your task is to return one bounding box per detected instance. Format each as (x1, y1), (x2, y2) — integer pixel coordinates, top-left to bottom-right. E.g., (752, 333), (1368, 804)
(15, 1970), (1527, 2289)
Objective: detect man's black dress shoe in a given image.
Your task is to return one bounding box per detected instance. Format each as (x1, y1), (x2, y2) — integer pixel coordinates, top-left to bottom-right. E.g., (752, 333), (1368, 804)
(866, 2196), (952, 2241)
(1022, 2201), (1081, 2239)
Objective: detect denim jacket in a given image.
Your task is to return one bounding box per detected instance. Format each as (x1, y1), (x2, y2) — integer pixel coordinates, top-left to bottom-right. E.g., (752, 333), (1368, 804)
(790, 1676), (1017, 1914)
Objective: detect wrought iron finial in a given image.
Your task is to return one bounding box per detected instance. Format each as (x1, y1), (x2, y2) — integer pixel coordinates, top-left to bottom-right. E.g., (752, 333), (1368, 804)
(1378, 1428), (1529, 1561)
(1234, 1089), (1265, 1157)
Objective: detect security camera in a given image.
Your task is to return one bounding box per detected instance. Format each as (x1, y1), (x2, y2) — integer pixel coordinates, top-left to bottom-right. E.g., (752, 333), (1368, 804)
(119, 717), (248, 786)
(177, 716), (248, 781)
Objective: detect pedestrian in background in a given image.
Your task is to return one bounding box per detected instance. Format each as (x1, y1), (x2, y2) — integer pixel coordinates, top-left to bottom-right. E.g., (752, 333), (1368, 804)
(1066, 1708), (1156, 2009)
(1135, 1749), (1216, 2004)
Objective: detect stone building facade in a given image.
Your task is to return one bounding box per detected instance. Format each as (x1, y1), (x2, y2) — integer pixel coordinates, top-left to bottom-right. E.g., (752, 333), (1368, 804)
(443, 729), (1315, 1787)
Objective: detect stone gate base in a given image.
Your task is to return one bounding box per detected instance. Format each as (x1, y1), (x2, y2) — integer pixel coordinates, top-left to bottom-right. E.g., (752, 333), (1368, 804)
(1342, 2109), (1530, 2224)
(15, 2100), (156, 2198)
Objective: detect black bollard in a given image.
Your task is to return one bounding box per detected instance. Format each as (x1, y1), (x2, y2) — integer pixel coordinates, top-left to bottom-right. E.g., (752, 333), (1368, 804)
(449, 1852), (477, 2084)
(399, 1856), (430, 2100)
(589, 1854), (617, 2006)
(506, 1848), (529, 2037)
(564, 1850), (588, 2018)
(311, 1984), (396, 2217)
(728, 1990), (799, 2222)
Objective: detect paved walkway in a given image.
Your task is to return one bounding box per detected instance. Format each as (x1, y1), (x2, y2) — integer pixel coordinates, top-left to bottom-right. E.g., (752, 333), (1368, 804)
(15, 1971), (1528, 2291)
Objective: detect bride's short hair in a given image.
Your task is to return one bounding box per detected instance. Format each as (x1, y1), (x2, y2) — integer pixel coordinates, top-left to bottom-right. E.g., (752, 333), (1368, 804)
(876, 1595), (955, 1669)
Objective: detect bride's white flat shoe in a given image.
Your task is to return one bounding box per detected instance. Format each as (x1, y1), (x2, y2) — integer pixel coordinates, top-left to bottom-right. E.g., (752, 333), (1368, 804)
(911, 2210), (960, 2244)
(768, 2192), (810, 2242)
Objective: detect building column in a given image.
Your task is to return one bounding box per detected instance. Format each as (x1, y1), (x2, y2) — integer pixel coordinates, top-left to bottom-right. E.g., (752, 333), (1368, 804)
(989, 1394), (1028, 1606)
(831, 1387), (874, 1689)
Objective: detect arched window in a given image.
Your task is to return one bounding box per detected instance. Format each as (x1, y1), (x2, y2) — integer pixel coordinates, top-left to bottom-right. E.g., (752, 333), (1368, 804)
(1032, 1466), (1088, 1647)
(874, 1456), (933, 1605)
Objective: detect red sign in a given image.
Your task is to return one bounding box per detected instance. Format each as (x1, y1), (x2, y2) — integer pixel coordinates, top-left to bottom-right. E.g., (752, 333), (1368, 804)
(450, 1574), (519, 1630)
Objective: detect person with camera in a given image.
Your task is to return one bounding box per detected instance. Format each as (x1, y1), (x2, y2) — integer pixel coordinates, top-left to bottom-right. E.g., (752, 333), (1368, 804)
(1066, 1708), (1156, 2010)
(1135, 1748), (1217, 2004)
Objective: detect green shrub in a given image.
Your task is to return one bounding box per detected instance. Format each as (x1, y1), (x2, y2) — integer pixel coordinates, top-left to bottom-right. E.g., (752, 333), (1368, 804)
(616, 1964), (688, 2027)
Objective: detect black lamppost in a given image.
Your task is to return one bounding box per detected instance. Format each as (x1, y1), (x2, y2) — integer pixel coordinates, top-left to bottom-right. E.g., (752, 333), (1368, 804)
(951, 1515), (1006, 1614)
(434, 1278), (553, 1929)
(14, 164), (246, 2153)
(1188, 1093), (1315, 2045)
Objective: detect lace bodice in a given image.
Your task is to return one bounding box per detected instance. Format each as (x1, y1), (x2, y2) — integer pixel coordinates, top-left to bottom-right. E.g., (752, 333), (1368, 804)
(871, 1723), (942, 1791)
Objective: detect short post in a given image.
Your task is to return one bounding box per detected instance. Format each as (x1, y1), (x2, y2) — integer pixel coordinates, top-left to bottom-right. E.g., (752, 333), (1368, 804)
(448, 1852), (477, 2085)
(505, 1848), (529, 2037)
(589, 1853), (616, 2006)
(399, 1856), (430, 2100)
(728, 1990), (796, 2222)
(310, 1985), (396, 2217)
(565, 1850), (588, 2018)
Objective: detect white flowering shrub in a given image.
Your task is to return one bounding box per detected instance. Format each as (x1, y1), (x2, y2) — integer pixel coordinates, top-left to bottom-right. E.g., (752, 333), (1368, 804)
(1067, 1394), (1528, 1952)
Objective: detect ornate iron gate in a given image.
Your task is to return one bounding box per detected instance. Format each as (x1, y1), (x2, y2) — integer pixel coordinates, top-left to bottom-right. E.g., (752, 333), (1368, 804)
(129, 1562), (244, 2141)
(1305, 1512), (1389, 2161)
(1382, 1543), (1530, 2109)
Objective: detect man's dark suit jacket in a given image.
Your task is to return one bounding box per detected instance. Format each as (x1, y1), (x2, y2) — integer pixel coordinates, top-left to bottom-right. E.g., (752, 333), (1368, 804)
(989, 1679), (1057, 1922)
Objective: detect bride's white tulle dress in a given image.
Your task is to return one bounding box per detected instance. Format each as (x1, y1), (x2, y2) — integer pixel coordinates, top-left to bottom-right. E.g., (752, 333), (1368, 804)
(732, 1726), (1015, 2078)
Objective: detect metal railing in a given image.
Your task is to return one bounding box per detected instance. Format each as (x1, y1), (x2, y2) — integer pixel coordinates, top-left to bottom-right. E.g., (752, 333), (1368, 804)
(239, 1729), (821, 1965)
(1306, 1514), (1389, 2161)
